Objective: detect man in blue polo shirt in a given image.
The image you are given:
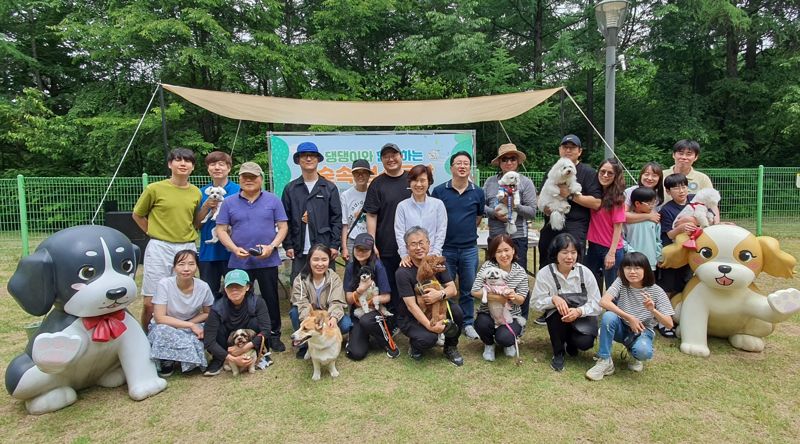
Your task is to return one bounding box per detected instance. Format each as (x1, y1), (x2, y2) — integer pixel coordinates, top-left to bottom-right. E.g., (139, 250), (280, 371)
(215, 161), (289, 352)
(431, 151), (485, 340)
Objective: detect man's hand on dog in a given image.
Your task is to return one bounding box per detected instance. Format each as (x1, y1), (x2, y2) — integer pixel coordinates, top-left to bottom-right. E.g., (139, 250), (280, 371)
(558, 184), (571, 198)
(421, 287), (443, 305)
(327, 317), (338, 329)
(427, 319), (446, 334)
(227, 353), (253, 368)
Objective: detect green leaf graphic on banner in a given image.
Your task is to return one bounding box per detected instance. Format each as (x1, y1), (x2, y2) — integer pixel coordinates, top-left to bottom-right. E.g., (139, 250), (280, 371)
(271, 136), (292, 195)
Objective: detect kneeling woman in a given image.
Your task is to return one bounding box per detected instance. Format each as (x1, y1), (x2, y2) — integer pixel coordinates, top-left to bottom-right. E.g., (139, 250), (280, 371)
(470, 235), (529, 361)
(533, 233), (602, 372)
(290, 244), (352, 359)
(203, 269), (272, 376)
(585, 252), (675, 380)
(148, 249), (214, 376)
(344, 233), (399, 360)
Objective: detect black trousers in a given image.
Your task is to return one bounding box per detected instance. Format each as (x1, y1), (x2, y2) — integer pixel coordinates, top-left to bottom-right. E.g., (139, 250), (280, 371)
(345, 311), (397, 361)
(244, 267), (281, 338)
(401, 302), (464, 350)
(545, 312), (595, 356)
(473, 312), (522, 347)
(199, 260), (229, 299)
(381, 255), (402, 312)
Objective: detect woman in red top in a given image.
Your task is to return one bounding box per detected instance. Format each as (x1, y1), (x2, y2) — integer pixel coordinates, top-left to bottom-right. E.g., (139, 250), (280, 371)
(584, 159), (626, 290)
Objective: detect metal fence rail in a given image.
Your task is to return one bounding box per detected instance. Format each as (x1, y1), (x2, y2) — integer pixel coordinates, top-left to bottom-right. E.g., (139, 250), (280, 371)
(1, 167), (798, 270)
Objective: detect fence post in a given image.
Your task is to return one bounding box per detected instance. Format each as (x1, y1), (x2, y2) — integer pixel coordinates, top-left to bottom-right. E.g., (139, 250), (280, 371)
(756, 165), (764, 236)
(17, 174), (29, 257)
(142, 173), (149, 190)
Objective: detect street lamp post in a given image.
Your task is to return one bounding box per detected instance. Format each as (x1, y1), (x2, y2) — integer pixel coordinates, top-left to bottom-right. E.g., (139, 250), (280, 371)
(595, 0), (629, 160)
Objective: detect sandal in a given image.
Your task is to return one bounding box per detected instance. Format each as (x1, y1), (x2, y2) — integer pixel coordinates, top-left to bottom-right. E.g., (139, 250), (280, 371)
(657, 325), (676, 338)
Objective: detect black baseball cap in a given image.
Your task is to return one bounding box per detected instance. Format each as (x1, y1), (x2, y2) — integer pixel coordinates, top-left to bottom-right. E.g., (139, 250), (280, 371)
(560, 134), (582, 147)
(353, 233), (375, 250)
(351, 159), (373, 174)
(379, 143), (401, 157)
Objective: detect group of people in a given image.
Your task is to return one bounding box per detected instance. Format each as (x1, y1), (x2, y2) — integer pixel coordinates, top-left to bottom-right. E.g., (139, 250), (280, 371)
(131, 134), (715, 380)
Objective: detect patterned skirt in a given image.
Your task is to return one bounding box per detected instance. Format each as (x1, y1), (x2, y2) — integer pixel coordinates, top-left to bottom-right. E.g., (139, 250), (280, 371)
(148, 323), (208, 372)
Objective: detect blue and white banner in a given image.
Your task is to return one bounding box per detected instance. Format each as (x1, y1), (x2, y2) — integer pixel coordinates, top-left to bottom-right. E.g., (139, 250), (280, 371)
(269, 131), (475, 195)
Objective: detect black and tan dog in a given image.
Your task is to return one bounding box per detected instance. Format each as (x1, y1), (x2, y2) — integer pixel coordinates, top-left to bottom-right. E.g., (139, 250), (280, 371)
(224, 329), (259, 376)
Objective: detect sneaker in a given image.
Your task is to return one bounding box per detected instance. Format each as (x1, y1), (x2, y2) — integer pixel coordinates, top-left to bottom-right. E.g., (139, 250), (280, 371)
(203, 359), (223, 377)
(657, 325), (676, 338)
(585, 358), (615, 381)
(463, 325), (479, 340)
(444, 346), (464, 366)
(482, 344), (496, 362)
(566, 342), (578, 357)
(409, 346), (423, 361)
(257, 355), (273, 370)
(158, 361), (174, 377)
(627, 359), (644, 372)
(295, 345), (308, 360)
(534, 314), (547, 326)
(269, 336), (286, 352)
(436, 333), (445, 346)
(550, 353), (565, 372)
(386, 346), (400, 359)
(504, 345), (516, 357)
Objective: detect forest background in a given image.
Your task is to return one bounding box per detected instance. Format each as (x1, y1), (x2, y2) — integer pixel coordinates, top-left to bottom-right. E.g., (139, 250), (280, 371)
(2, 0), (799, 177)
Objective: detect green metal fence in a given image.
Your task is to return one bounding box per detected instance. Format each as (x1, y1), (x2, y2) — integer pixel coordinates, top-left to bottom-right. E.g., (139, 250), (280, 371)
(1, 167), (798, 271)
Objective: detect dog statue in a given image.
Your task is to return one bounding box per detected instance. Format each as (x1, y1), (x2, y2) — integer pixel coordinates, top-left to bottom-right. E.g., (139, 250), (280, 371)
(353, 265), (392, 318)
(495, 171), (521, 235)
(414, 255), (449, 325)
(674, 188), (721, 231)
(224, 329), (259, 376)
(538, 158), (582, 231)
(202, 186), (227, 244)
(291, 310), (342, 381)
(481, 266), (514, 326)
(5, 225), (167, 414)
(661, 224), (800, 357)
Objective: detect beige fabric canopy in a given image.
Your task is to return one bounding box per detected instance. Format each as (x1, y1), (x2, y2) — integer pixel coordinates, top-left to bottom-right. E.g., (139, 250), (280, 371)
(162, 84), (562, 126)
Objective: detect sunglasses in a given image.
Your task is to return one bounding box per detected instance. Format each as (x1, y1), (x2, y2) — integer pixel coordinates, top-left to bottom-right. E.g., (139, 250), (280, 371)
(500, 156), (518, 163)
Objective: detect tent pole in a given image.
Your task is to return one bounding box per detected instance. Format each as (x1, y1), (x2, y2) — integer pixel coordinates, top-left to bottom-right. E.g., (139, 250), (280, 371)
(159, 84), (169, 165)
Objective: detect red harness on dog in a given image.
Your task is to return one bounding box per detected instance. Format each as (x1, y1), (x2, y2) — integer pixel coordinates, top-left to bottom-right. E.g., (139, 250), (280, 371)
(82, 310), (127, 342)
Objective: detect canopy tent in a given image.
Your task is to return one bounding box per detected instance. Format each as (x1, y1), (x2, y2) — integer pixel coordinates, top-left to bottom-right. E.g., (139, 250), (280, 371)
(161, 83), (563, 126)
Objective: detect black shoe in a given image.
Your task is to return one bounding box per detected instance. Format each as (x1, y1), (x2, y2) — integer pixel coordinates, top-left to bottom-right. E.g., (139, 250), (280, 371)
(443, 346), (464, 367)
(534, 314), (547, 326)
(295, 344), (308, 360)
(550, 353), (565, 372)
(203, 359), (223, 376)
(566, 342), (578, 357)
(657, 325), (677, 338)
(158, 361), (174, 377)
(409, 346), (423, 361)
(269, 336), (286, 352)
(386, 346), (400, 359)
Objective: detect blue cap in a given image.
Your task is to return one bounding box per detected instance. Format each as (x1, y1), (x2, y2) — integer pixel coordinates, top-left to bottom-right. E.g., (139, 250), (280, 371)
(560, 134), (582, 147)
(293, 142), (324, 164)
(224, 269), (250, 287)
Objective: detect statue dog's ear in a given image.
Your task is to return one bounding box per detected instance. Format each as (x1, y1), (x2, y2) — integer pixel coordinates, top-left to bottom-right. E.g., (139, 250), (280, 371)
(8, 249), (56, 316)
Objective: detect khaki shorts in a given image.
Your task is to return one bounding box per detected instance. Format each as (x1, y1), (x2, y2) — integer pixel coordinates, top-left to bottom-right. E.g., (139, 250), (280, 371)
(141, 239), (196, 296)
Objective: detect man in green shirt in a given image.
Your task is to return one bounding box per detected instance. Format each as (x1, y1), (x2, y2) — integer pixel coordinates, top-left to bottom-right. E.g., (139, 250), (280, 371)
(133, 148), (202, 328)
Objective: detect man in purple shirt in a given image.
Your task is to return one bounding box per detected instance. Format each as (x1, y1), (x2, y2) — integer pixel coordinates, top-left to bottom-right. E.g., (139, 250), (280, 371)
(216, 162), (289, 352)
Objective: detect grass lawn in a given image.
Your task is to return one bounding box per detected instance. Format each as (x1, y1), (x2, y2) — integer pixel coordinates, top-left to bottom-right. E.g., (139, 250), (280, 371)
(0, 239), (799, 443)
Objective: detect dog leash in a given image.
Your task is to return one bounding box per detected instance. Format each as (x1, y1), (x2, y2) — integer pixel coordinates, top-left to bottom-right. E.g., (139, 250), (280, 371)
(376, 314), (397, 351)
(502, 321), (522, 366)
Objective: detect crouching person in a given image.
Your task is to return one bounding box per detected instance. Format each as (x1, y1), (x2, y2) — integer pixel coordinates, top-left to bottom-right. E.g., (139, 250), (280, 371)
(395, 226), (465, 366)
(203, 269), (272, 376)
(586, 252), (675, 381)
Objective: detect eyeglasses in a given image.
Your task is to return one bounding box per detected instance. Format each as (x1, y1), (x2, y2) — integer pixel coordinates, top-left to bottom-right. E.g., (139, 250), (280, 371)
(640, 201), (657, 208)
(407, 240), (429, 249)
(598, 170), (616, 177)
(452, 161), (471, 167)
(500, 156), (518, 163)
(560, 144), (580, 151)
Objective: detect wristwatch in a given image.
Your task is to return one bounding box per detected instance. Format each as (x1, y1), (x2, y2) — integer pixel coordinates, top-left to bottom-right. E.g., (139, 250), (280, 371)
(440, 291), (446, 300)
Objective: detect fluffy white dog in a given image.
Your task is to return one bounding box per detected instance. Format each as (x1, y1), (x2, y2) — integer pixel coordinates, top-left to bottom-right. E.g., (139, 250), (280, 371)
(495, 171), (521, 235)
(537, 158), (582, 231)
(480, 265), (513, 326)
(673, 188), (721, 229)
(202, 186), (227, 244)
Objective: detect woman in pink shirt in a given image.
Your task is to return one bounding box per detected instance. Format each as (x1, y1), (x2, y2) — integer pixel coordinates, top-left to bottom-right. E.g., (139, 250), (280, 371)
(584, 159), (626, 290)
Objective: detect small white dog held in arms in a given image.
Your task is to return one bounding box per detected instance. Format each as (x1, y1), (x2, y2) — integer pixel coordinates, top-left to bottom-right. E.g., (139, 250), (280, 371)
(673, 188), (721, 229)
(202, 186), (227, 244)
(538, 158), (582, 231)
(495, 171), (521, 235)
(481, 265), (513, 326)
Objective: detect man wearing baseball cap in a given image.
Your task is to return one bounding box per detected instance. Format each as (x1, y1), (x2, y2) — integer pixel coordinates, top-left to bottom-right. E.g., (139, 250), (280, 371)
(215, 161), (289, 352)
(341, 159), (373, 261)
(282, 141), (342, 282)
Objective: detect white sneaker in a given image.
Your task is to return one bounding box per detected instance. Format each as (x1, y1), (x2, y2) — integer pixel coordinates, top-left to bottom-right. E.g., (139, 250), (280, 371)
(627, 359), (644, 372)
(463, 325), (479, 340)
(482, 344), (496, 361)
(585, 358), (615, 381)
(504, 346), (516, 357)
(436, 333), (445, 346)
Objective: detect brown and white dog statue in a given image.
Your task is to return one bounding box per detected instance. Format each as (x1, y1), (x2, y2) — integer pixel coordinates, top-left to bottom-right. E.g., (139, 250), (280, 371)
(661, 224), (800, 357)
(291, 310), (342, 381)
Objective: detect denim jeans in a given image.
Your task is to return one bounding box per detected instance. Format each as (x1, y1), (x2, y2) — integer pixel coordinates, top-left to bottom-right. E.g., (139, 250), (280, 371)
(584, 241), (624, 290)
(289, 306), (352, 334)
(597, 311), (655, 361)
(443, 245), (479, 326)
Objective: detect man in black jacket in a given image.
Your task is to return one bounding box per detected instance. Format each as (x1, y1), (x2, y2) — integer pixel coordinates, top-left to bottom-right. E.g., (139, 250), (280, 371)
(282, 142), (342, 282)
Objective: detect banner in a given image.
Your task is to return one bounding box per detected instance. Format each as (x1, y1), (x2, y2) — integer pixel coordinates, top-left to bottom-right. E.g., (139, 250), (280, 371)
(269, 132), (475, 195)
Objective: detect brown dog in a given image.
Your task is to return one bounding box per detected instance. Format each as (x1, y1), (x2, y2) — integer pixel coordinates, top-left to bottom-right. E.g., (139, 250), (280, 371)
(291, 310), (342, 381)
(414, 255), (448, 324)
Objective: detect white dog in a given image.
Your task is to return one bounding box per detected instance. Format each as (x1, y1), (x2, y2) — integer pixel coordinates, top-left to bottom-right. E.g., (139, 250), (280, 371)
(202, 186), (227, 244)
(481, 266), (513, 326)
(495, 171), (521, 235)
(673, 188), (721, 229)
(538, 158), (582, 231)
